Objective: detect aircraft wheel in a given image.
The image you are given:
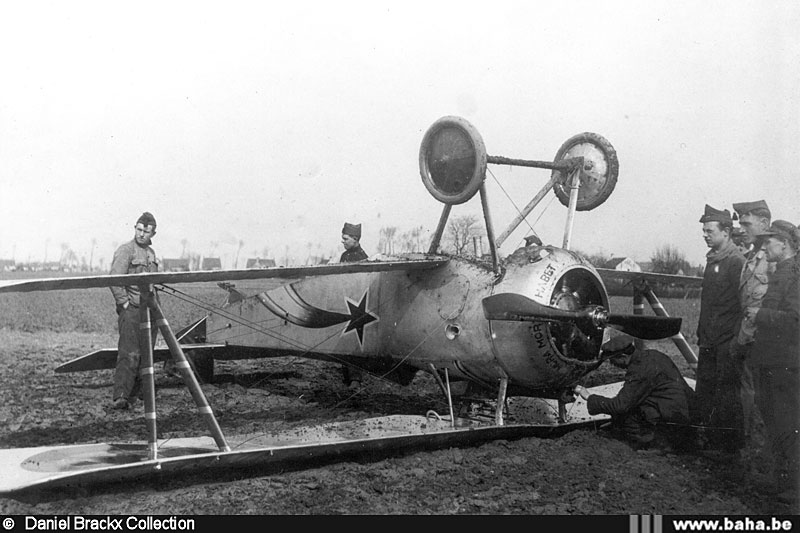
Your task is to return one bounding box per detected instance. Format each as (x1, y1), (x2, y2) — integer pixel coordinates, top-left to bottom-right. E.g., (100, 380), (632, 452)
(419, 115), (487, 205)
(551, 132), (618, 211)
(188, 350), (214, 384)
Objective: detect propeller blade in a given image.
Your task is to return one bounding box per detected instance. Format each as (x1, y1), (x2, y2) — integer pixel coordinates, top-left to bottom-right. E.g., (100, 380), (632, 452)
(605, 314), (682, 340)
(482, 293), (579, 321)
(482, 293), (682, 340)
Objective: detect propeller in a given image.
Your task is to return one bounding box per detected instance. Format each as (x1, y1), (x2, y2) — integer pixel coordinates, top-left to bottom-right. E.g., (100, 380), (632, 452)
(482, 293), (681, 340)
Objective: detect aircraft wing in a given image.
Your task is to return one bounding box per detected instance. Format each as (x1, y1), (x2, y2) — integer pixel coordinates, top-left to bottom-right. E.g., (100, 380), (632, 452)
(0, 258), (450, 294)
(595, 268), (703, 288)
(55, 344), (226, 373)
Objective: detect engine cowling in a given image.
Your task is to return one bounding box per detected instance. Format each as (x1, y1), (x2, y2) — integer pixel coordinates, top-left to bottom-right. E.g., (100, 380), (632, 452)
(488, 245), (609, 394)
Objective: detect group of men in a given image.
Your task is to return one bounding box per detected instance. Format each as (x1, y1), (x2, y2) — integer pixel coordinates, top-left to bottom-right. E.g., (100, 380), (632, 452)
(108, 214), (370, 411)
(696, 200), (798, 499)
(577, 199), (798, 501)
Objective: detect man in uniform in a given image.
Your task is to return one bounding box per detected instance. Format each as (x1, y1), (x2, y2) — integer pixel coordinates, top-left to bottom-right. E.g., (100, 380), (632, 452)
(731, 227), (749, 254)
(339, 222), (367, 388)
(109, 212), (160, 410)
(574, 334), (696, 451)
(731, 200), (773, 460)
(695, 204), (746, 454)
(746, 220), (800, 501)
(340, 222), (368, 263)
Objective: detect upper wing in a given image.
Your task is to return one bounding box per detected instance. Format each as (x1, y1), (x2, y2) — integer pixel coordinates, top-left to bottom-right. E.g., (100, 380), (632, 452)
(596, 268), (702, 288)
(0, 258), (450, 293)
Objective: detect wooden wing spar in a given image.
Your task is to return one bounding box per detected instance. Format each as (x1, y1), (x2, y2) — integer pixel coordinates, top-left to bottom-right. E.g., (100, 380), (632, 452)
(595, 268), (703, 288)
(0, 258), (450, 293)
(595, 267), (702, 367)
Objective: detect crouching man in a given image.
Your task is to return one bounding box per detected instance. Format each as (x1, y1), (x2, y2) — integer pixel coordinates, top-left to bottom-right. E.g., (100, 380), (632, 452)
(574, 334), (696, 451)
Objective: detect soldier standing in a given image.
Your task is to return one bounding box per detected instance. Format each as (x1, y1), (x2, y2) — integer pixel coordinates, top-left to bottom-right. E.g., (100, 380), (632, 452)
(339, 222), (367, 388)
(731, 200), (773, 461)
(746, 221), (800, 501)
(695, 204), (746, 454)
(109, 212), (160, 410)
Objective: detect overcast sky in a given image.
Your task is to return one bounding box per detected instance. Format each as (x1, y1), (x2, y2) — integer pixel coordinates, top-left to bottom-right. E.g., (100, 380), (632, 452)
(1, 0), (798, 269)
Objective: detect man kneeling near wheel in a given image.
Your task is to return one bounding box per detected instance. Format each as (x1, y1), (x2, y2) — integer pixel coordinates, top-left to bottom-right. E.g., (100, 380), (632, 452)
(574, 333), (696, 451)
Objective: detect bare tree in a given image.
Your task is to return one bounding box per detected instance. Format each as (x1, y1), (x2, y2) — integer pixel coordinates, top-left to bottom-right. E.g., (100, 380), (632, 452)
(59, 242), (69, 267)
(446, 214), (481, 256)
(234, 239), (244, 269)
(180, 239), (189, 258)
(59, 244), (78, 271)
(379, 226), (398, 255)
(572, 248), (612, 268)
(305, 242), (314, 264)
(89, 238), (97, 271)
(650, 244), (690, 275)
(398, 231), (414, 253)
(189, 252), (201, 271)
(410, 225), (423, 252)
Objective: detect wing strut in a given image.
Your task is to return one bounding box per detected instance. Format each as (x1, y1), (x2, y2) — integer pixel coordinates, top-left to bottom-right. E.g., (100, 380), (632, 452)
(139, 290), (158, 460)
(633, 281), (698, 369)
(140, 286), (230, 460)
(427, 364), (456, 429)
(561, 165), (582, 250)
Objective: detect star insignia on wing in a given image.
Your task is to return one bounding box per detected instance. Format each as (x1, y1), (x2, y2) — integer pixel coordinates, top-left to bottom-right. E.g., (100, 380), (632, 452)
(343, 291), (378, 346)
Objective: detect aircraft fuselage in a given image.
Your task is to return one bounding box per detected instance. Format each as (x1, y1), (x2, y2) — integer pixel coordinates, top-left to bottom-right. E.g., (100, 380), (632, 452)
(206, 246), (608, 397)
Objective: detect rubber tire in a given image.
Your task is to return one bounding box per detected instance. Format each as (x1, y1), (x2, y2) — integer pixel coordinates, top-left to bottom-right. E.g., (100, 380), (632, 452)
(551, 132), (619, 211)
(419, 116), (487, 205)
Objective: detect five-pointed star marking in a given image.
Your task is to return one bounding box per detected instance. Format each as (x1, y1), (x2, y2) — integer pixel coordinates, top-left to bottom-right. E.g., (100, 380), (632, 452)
(343, 292), (378, 346)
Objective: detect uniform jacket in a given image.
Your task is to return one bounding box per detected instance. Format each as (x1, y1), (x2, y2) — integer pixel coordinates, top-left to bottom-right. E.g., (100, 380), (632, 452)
(109, 239), (159, 307)
(752, 257), (800, 368)
(736, 247), (774, 345)
(340, 245), (368, 263)
(697, 240), (745, 347)
(587, 349), (695, 424)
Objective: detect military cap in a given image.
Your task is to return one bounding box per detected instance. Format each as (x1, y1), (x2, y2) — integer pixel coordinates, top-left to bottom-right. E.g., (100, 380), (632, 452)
(342, 222), (361, 239)
(601, 333), (636, 357)
(732, 200), (771, 219)
(699, 204), (732, 224)
(136, 211), (157, 228)
(756, 220), (799, 249)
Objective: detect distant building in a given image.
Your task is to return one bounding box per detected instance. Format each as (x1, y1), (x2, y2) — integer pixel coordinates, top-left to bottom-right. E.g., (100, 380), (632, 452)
(201, 257), (222, 270)
(305, 255), (329, 266)
(163, 258), (191, 272)
(0, 259), (16, 271)
(602, 257), (642, 272)
(246, 258), (276, 269)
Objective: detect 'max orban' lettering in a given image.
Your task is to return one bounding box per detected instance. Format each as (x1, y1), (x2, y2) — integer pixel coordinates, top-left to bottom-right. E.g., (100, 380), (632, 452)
(533, 323), (548, 349)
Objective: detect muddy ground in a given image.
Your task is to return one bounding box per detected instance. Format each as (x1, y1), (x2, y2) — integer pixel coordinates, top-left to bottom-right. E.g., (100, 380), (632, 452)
(0, 330), (795, 515)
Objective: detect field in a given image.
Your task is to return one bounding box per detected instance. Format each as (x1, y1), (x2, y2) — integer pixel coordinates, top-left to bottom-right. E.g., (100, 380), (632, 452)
(0, 275), (792, 515)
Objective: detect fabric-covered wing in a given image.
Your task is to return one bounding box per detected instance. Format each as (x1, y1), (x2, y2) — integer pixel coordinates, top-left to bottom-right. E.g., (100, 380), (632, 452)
(596, 268), (702, 288)
(0, 258), (450, 293)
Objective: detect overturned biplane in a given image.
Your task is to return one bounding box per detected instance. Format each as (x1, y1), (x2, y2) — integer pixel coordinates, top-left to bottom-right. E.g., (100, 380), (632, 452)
(0, 116), (701, 496)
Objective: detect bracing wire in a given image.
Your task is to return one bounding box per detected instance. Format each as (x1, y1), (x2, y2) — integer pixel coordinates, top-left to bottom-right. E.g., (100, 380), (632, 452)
(156, 281), (455, 411)
(487, 166), (558, 248)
